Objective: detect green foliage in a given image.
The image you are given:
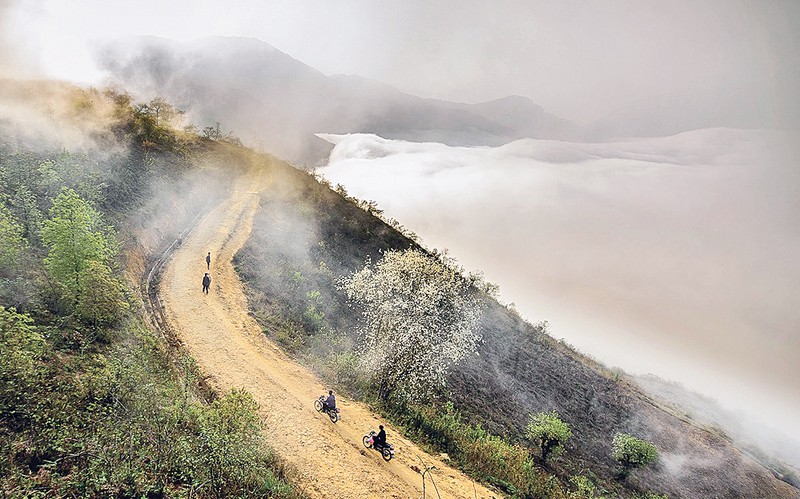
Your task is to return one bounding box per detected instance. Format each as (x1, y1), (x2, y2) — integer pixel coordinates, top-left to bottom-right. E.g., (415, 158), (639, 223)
(187, 390), (279, 496)
(0, 314), (297, 497)
(568, 474), (610, 499)
(9, 185), (43, 243)
(41, 188), (118, 300)
(75, 260), (129, 330)
(302, 290), (327, 332)
(340, 249), (482, 402)
(386, 401), (567, 498)
(525, 411), (573, 463)
(38, 153), (105, 203)
(0, 202), (27, 270)
(133, 98), (182, 152)
(0, 307), (46, 418)
(611, 433), (659, 478)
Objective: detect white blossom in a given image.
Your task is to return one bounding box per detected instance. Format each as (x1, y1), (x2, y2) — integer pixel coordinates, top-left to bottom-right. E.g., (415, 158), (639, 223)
(340, 249), (482, 401)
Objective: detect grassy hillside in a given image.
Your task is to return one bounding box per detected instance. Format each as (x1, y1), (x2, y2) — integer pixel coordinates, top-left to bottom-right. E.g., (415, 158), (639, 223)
(233, 153), (799, 499)
(0, 80), (300, 497)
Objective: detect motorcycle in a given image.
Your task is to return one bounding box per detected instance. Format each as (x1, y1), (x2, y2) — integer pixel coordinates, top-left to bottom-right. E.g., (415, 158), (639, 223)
(363, 430), (394, 461)
(314, 395), (340, 423)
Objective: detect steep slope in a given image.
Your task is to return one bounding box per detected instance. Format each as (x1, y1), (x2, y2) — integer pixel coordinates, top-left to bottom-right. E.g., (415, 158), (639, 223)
(158, 161), (498, 498)
(98, 36), (579, 165)
(232, 156), (800, 499)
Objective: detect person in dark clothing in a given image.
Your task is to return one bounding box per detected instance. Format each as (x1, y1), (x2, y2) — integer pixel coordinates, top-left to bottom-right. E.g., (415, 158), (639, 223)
(322, 390), (336, 412)
(206, 251), (211, 269)
(374, 425), (387, 449)
(202, 272), (211, 294)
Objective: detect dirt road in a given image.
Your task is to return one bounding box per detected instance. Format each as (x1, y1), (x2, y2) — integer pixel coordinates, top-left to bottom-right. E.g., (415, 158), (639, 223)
(160, 165), (499, 498)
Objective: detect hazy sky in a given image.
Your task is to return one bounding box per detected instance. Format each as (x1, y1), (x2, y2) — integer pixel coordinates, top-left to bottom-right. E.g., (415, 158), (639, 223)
(3, 0), (799, 124)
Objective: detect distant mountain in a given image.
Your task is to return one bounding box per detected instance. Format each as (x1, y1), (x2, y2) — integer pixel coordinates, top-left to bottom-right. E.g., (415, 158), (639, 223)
(97, 36), (580, 165)
(586, 86), (800, 140)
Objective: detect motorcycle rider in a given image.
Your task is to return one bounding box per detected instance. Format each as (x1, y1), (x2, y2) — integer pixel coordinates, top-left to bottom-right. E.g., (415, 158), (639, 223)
(322, 390), (336, 413)
(374, 425), (387, 450)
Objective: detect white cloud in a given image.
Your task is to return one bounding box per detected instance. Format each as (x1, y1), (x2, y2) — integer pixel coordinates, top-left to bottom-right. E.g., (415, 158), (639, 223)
(319, 129), (800, 442)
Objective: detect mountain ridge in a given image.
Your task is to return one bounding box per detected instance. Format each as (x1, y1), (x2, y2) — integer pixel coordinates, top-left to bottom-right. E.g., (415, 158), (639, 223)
(98, 35), (581, 165)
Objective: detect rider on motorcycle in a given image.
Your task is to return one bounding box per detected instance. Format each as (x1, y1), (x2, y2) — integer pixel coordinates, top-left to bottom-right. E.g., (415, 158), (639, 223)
(322, 390), (336, 413)
(374, 425), (387, 449)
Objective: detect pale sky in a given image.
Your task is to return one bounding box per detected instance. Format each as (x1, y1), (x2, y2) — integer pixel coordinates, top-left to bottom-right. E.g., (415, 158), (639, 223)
(2, 0), (799, 125)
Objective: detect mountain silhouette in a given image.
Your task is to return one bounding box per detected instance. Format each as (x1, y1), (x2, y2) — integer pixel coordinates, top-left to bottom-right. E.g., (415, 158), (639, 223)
(98, 36), (580, 165)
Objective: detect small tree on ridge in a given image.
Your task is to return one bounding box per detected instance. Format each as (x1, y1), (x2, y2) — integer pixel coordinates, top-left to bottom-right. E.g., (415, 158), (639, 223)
(611, 432), (659, 479)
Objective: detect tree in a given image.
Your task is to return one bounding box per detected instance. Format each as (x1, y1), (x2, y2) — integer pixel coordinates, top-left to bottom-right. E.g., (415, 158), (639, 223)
(76, 260), (129, 330)
(144, 97), (178, 126)
(132, 98), (180, 150)
(340, 249), (482, 401)
(38, 152), (104, 203)
(202, 122), (242, 145)
(611, 432), (659, 479)
(40, 188), (118, 302)
(0, 203), (26, 271)
(525, 411), (572, 463)
(9, 185), (43, 242)
(0, 307), (46, 415)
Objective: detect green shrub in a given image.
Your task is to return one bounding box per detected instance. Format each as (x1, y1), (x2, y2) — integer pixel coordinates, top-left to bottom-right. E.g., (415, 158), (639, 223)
(611, 432), (659, 478)
(385, 401), (567, 498)
(0, 307), (46, 419)
(76, 261), (129, 330)
(0, 203), (27, 270)
(525, 411), (573, 463)
(525, 411), (572, 462)
(568, 474), (610, 498)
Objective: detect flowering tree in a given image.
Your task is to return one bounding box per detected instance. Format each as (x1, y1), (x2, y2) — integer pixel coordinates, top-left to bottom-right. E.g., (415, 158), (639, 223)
(340, 249), (482, 401)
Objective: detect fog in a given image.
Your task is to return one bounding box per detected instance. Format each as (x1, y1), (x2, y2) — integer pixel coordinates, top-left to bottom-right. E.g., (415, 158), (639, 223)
(319, 130), (800, 447)
(3, 1), (798, 129)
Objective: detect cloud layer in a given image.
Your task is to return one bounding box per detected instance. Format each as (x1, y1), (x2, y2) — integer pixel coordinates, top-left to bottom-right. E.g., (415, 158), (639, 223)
(319, 129), (800, 442)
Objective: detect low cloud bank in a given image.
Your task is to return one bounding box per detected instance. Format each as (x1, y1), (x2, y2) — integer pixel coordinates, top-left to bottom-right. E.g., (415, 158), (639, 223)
(318, 129), (800, 450)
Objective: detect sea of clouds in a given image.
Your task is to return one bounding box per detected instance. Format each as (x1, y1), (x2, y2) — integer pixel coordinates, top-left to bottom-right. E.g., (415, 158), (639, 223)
(318, 128), (800, 445)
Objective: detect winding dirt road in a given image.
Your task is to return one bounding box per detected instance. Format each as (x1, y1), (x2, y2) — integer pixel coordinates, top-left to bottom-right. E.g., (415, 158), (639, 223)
(160, 165), (499, 498)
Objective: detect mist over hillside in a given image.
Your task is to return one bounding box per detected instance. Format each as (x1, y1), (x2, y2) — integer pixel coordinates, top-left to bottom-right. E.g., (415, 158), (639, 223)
(97, 36), (580, 165)
(234, 145), (800, 497)
(318, 129), (800, 459)
(634, 374), (800, 473)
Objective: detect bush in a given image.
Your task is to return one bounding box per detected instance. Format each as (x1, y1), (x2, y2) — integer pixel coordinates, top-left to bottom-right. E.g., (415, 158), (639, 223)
(611, 432), (658, 478)
(76, 261), (129, 330)
(525, 411), (573, 464)
(386, 401), (567, 498)
(0, 307), (46, 419)
(0, 310), (297, 497)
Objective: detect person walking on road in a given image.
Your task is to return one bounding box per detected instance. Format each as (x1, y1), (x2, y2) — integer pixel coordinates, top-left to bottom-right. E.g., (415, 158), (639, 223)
(206, 251), (211, 269)
(202, 272), (211, 294)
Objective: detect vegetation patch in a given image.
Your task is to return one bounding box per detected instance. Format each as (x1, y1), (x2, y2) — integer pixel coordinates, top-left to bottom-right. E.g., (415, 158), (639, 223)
(1, 85), (299, 497)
